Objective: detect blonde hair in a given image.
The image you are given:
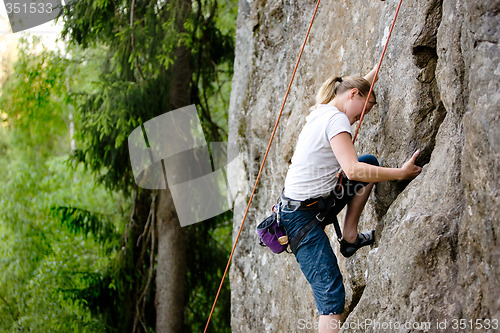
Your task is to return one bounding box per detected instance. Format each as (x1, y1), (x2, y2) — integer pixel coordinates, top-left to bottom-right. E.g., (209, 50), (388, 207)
(312, 75), (376, 109)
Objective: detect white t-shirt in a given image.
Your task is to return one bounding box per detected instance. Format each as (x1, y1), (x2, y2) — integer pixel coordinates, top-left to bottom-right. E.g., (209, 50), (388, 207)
(283, 104), (351, 201)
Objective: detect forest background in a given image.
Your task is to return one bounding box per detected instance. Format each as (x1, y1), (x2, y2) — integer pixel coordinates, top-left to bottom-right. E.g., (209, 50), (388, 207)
(0, 0), (238, 332)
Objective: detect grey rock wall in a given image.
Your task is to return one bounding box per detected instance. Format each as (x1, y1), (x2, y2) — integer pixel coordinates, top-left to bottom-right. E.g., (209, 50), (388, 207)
(227, 0), (499, 332)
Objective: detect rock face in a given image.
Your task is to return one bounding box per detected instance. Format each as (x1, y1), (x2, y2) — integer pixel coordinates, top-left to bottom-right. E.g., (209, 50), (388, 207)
(228, 0), (499, 332)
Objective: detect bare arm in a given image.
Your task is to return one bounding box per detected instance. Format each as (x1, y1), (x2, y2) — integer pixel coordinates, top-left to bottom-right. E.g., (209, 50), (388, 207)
(330, 132), (422, 182)
(363, 64), (379, 85)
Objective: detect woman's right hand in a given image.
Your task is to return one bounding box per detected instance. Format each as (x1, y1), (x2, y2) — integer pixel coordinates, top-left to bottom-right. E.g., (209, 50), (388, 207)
(400, 150), (423, 180)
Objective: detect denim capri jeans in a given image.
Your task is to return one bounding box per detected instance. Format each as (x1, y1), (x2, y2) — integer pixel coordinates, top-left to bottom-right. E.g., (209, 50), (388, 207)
(280, 154), (379, 315)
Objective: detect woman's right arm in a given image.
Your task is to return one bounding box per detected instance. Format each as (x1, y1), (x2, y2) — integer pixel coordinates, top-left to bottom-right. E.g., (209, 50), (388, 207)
(363, 65), (379, 85)
(330, 132), (422, 182)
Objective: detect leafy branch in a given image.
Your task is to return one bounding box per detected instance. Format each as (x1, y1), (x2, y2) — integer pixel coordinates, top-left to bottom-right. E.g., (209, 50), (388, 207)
(51, 206), (119, 247)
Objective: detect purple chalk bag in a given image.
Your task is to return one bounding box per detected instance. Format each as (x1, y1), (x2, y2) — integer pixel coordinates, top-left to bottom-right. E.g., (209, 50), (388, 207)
(257, 209), (289, 254)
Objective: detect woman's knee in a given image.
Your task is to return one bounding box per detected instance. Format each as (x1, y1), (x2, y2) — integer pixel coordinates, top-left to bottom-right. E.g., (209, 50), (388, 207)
(358, 154), (379, 166)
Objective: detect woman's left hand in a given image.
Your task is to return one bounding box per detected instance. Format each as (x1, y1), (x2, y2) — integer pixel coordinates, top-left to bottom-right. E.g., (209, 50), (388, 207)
(400, 150), (423, 180)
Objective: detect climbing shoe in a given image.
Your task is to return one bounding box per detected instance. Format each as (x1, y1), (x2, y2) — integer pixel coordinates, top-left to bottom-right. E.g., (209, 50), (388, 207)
(339, 230), (375, 258)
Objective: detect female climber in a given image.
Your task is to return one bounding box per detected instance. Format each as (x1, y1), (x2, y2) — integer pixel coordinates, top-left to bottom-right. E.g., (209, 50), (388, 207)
(280, 66), (422, 333)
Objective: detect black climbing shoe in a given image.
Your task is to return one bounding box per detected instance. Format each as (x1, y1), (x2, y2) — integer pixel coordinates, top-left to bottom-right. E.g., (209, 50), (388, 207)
(339, 230), (375, 258)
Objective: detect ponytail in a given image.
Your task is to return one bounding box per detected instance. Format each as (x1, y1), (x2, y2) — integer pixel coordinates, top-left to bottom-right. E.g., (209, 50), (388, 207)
(311, 75), (375, 109)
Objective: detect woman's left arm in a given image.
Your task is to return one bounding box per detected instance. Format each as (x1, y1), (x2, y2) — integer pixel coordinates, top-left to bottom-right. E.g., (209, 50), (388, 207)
(330, 132), (421, 182)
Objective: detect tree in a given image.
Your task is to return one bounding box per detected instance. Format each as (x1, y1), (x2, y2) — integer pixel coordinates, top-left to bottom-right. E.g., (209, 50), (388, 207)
(59, 0), (237, 331)
(0, 39), (122, 332)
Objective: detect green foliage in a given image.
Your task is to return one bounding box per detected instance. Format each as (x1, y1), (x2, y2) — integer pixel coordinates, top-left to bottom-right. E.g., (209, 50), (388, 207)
(55, 0), (238, 331)
(0, 42), (125, 332)
(51, 206), (121, 249)
(0, 38), (69, 160)
(184, 215), (232, 333)
(60, 0), (237, 192)
(0, 3), (239, 329)
(69, 73), (169, 191)
(0, 146), (123, 332)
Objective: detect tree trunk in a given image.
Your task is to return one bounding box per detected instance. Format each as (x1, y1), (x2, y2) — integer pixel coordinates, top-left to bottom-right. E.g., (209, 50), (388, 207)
(155, 0), (192, 331)
(156, 189), (186, 333)
(125, 188), (156, 333)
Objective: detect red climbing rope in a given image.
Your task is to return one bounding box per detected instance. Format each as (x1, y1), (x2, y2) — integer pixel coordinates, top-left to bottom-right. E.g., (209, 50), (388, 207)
(203, 1), (322, 332)
(352, 0), (404, 143)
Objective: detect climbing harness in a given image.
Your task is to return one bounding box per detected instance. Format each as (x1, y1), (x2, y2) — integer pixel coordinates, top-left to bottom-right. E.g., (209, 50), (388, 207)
(204, 0), (404, 331)
(283, 191), (344, 254)
(257, 189), (344, 255)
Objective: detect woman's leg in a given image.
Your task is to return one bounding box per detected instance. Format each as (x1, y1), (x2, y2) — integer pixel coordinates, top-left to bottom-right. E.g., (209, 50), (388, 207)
(341, 154), (378, 243)
(291, 218), (345, 331)
(319, 314), (342, 333)
(342, 182), (374, 243)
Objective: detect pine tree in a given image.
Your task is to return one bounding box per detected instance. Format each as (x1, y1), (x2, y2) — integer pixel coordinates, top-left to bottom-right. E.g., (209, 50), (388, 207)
(59, 0), (237, 331)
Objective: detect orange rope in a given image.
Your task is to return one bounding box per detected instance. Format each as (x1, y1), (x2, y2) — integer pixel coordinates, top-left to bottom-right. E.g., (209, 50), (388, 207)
(202, 1), (322, 331)
(352, 0), (404, 143)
